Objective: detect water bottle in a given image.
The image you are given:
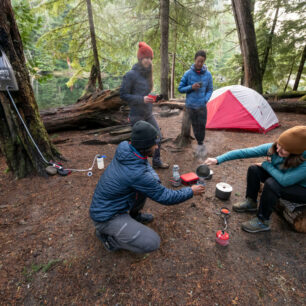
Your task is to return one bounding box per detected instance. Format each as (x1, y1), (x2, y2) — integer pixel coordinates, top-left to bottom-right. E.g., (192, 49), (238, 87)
(97, 155), (106, 169)
(172, 165), (181, 187)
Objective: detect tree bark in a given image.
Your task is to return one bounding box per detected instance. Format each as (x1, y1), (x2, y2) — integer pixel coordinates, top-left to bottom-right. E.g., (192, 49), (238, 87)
(231, 0), (244, 84)
(40, 88), (128, 133)
(261, 3), (279, 77)
(284, 57), (295, 92)
(0, 0), (60, 178)
(293, 45), (306, 91)
(170, 52), (176, 99)
(174, 108), (193, 147)
(232, 0), (263, 93)
(85, 0), (103, 92)
(160, 0), (169, 100)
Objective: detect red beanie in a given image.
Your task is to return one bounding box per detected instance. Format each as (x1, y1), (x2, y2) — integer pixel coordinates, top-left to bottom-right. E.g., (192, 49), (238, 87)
(137, 42), (153, 60)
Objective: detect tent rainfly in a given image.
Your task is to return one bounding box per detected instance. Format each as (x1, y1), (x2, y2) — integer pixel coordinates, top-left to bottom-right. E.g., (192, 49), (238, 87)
(206, 85), (279, 133)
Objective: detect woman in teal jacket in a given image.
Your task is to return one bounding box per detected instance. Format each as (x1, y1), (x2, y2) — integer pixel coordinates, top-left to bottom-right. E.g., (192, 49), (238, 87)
(204, 126), (306, 233)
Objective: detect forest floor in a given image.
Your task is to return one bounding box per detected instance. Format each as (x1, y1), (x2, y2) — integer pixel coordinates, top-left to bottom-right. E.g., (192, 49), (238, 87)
(0, 110), (305, 305)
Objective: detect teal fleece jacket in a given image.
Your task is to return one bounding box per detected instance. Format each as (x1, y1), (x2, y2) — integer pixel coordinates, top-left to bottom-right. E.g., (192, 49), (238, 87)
(216, 143), (306, 188)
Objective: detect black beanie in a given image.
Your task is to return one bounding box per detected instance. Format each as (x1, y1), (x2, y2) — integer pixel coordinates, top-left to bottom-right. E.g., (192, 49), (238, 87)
(131, 121), (158, 150)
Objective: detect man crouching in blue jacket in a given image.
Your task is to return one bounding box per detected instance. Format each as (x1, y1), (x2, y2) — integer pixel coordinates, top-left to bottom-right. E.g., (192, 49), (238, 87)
(90, 121), (205, 253)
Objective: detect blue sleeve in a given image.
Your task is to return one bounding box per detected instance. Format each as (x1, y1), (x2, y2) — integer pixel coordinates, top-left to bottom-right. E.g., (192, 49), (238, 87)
(261, 161), (306, 187)
(120, 71), (144, 106)
(204, 73), (213, 102)
(178, 71), (193, 94)
(216, 143), (273, 164)
(131, 171), (194, 205)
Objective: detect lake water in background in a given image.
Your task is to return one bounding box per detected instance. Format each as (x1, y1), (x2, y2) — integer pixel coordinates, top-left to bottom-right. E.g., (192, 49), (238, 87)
(34, 76), (122, 110)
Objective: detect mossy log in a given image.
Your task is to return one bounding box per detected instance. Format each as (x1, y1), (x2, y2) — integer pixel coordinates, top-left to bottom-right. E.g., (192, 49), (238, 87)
(40, 88), (128, 133)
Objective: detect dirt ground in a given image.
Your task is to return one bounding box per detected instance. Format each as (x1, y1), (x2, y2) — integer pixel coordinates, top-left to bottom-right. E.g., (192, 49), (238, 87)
(0, 110), (305, 305)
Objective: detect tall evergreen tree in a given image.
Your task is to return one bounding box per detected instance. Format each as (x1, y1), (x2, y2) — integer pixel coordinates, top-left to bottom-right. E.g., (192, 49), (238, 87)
(231, 0), (263, 93)
(0, 0), (60, 178)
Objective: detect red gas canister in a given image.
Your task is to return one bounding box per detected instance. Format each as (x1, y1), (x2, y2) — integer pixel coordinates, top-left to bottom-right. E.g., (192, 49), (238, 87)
(216, 230), (229, 246)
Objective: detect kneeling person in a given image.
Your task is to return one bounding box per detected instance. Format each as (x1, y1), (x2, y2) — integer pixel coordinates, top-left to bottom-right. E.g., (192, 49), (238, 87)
(90, 121), (205, 253)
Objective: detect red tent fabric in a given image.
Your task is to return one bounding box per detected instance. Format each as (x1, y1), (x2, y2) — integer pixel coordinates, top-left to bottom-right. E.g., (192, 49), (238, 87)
(206, 85), (279, 133)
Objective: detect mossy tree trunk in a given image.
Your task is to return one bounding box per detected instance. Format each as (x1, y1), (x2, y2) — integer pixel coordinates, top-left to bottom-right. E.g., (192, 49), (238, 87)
(0, 0), (60, 178)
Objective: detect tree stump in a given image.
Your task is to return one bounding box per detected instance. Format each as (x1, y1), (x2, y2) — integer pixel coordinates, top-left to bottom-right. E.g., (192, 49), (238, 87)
(174, 108), (193, 147)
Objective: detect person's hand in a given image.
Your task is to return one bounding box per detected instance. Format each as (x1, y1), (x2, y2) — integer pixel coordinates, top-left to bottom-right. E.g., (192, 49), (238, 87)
(255, 162), (263, 167)
(144, 96), (154, 104)
(191, 184), (205, 195)
(204, 158), (218, 165)
(192, 83), (201, 90)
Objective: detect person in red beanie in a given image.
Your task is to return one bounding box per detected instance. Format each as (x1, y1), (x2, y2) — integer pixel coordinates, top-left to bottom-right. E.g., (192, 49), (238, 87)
(120, 42), (169, 169)
(204, 126), (306, 233)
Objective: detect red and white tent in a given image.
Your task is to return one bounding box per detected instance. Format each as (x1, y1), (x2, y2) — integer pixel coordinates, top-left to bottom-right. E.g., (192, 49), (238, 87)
(206, 85), (279, 133)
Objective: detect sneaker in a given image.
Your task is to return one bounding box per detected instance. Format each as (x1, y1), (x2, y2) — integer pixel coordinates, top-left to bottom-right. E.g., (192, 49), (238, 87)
(233, 197), (257, 213)
(241, 217), (271, 233)
(95, 230), (118, 252)
(133, 213), (154, 224)
(153, 161), (170, 169)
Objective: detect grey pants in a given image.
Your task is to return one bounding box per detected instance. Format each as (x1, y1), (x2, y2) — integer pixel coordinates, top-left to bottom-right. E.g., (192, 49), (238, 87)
(94, 214), (160, 253)
(129, 114), (162, 165)
(94, 193), (160, 253)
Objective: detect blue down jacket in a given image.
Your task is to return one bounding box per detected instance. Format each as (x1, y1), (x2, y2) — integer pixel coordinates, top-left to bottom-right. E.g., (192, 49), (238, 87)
(90, 141), (194, 222)
(120, 63), (152, 119)
(178, 64), (213, 109)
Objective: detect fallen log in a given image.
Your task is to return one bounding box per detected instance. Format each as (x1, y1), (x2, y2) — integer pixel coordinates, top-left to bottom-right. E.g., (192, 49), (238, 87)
(263, 91), (306, 100)
(268, 99), (306, 114)
(158, 99), (306, 114)
(40, 88), (128, 133)
(81, 132), (131, 145)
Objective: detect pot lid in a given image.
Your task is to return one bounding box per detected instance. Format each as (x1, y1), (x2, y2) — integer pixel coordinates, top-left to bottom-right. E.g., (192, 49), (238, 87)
(216, 182), (233, 192)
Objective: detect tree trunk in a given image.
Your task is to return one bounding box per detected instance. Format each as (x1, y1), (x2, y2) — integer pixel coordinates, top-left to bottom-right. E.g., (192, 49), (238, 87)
(170, 52), (176, 99)
(40, 88), (128, 133)
(284, 57), (295, 92)
(293, 45), (306, 91)
(0, 0), (60, 178)
(232, 0), (263, 93)
(261, 3), (279, 77)
(160, 0), (169, 100)
(174, 108), (193, 147)
(85, 0), (103, 92)
(231, 0), (244, 84)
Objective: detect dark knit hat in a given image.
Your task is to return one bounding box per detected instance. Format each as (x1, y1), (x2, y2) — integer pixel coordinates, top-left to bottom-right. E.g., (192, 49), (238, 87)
(277, 125), (306, 155)
(137, 42), (153, 60)
(131, 121), (158, 150)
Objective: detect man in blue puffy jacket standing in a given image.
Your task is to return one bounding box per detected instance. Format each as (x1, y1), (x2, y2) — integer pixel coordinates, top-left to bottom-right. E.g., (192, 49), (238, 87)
(90, 121), (205, 253)
(178, 50), (213, 159)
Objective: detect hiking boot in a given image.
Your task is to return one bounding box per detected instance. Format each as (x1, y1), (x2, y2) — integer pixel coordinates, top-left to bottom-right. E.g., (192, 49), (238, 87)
(153, 161), (170, 169)
(233, 197), (257, 213)
(241, 217), (271, 233)
(95, 230), (118, 252)
(133, 213), (154, 224)
(194, 144), (207, 159)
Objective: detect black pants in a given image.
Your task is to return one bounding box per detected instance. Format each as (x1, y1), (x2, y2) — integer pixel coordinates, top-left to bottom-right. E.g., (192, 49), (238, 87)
(129, 192), (147, 218)
(246, 165), (306, 221)
(186, 106), (207, 145)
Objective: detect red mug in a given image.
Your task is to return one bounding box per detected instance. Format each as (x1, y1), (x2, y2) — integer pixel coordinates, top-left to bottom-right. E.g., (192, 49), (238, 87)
(148, 94), (157, 102)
